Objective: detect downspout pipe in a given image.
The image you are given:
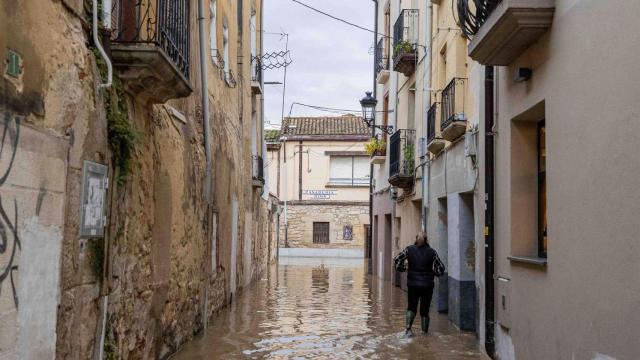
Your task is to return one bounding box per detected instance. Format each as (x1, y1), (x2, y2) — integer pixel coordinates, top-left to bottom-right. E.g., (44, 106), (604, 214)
(197, 0), (213, 333)
(421, 0), (432, 232)
(198, 0), (213, 204)
(369, 0), (378, 271)
(94, 1), (112, 358)
(484, 66), (496, 358)
(93, 0), (112, 88)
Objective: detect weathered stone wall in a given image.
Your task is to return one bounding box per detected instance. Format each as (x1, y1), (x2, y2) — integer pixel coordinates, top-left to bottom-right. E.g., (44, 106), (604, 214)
(1, 1), (109, 358)
(281, 202), (369, 249)
(1, 0), (272, 359)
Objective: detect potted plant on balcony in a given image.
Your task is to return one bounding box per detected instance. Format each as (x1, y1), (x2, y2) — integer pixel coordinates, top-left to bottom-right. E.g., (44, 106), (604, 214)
(394, 41), (414, 57)
(403, 142), (415, 175)
(365, 138), (387, 157)
(393, 41), (417, 76)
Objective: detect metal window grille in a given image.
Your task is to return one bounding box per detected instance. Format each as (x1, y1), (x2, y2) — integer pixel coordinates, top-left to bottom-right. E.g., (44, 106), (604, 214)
(389, 129), (416, 178)
(440, 78), (467, 130)
(313, 222), (330, 244)
(427, 102), (438, 144)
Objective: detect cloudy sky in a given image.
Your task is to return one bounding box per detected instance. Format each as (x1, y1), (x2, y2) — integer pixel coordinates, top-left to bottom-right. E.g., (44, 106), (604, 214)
(263, 0), (375, 129)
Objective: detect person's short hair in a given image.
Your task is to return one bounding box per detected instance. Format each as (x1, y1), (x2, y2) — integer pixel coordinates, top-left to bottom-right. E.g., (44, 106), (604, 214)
(416, 231), (427, 246)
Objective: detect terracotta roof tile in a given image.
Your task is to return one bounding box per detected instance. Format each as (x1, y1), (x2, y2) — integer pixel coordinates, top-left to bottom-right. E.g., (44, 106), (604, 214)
(281, 115), (368, 137)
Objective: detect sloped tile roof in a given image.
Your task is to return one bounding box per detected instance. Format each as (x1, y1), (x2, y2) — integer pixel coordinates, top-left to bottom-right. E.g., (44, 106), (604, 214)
(281, 115), (368, 137)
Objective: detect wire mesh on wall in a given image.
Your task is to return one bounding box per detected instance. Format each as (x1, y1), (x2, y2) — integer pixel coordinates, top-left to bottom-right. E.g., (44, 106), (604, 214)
(255, 50), (293, 70)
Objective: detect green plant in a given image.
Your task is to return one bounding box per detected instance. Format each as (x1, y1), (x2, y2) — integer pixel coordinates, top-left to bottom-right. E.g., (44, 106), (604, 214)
(364, 138), (386, 156)
(394, 41), (414, 57)
(91, 47), (139, 185)
(403, 142), (415, 175)
(87, 239), (105, 280)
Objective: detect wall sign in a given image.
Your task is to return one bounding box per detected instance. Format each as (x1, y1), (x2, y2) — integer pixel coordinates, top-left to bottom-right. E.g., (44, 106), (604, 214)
(343, 225), (353, 241)
(303, 190), (337, 200)
(79, 161), (108, 238)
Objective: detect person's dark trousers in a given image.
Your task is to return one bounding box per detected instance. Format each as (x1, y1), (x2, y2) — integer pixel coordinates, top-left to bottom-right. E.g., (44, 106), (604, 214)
(407, 285), (435, 333)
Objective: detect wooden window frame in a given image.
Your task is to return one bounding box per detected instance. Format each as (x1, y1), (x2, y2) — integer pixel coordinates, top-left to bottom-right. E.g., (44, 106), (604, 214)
(537, 120), (547, 258)
(313, 222), (330, 244)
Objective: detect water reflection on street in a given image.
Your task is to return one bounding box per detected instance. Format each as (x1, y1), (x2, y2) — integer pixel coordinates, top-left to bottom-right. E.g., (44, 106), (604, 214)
(173, 257), (483, 359)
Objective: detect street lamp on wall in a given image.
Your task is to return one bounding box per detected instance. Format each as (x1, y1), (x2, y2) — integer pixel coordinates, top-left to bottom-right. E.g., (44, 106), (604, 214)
(360, 91), (377, 125)
(360, 91), (394, 135)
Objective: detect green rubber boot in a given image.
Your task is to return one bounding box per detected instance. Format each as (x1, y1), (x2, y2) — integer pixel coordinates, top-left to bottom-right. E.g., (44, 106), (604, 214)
(421, 316), (430, 334)
(405, 311), (416, 337)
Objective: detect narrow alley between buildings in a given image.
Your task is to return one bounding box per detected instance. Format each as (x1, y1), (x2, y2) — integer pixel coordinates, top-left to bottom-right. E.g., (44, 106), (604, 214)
(172, 257), (483, 359)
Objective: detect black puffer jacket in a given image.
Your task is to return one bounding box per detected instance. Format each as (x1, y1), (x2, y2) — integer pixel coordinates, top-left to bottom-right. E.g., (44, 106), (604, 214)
(406, 244), (436, 287)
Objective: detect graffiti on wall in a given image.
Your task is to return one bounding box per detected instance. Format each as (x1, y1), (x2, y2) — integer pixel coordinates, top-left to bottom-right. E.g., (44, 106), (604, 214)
(0, 115), (21, 308)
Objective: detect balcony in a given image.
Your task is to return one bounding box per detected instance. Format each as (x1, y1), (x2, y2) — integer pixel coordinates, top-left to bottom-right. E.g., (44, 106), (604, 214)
(252, 155), (264, 187)
(392, 9), (419, 77)
(110, 0), (192, 104)
(375, 38), (390, 84)
(251, 57), (263, 94)
(464, 0), (555, 65)
(389, 129), (416, 188)
(427, 103), (446, 155)
(440, 78), (467, 142)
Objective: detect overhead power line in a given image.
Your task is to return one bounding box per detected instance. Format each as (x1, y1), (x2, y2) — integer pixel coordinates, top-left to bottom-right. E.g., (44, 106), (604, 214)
(290, 0), (391, 39)
(288, 102), (394, 117)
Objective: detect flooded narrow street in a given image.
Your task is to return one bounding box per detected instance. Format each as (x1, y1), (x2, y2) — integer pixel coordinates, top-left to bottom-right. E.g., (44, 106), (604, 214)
(173, 257), (483, 359)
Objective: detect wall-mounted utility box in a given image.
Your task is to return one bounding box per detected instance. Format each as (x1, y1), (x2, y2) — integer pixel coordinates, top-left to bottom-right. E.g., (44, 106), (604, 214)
(79, 161), (108, 238)
(497, 276), (511, 329)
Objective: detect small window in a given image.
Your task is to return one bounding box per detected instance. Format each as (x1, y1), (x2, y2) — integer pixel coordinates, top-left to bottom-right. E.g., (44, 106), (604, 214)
(313, 222), (330, 244)
(538, 121), (547, 258)
(329, 156), (370, 186)
(223, 24), (230, 75)
(209, 0), (218, 64)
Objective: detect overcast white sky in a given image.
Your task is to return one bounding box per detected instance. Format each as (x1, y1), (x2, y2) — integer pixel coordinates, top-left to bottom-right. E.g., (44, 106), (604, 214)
(263, 0), (375, 129)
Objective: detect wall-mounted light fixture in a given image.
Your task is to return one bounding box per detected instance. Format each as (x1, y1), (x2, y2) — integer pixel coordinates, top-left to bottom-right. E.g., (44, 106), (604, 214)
(360, 91), (394, 135)
(514, 67), (532, 83)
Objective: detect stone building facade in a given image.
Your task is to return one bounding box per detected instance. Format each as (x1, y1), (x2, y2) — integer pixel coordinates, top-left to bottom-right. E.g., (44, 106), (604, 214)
(0, 0), (276, 359)
(283, 202), (369, 249)
(267, 116), (370, 250)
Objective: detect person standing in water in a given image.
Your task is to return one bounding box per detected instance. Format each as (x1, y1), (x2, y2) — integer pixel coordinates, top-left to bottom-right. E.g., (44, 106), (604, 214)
(393, 232), (438, 337)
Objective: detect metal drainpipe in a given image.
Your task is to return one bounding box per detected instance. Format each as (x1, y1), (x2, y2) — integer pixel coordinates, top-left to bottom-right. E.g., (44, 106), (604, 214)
(369, 0), (378, 272)
(93, 1), (113, 358)
(421, 0), (432, 233)
(197, 0), (213, 333)
(198, 0), (213, 204)
(93, 0), (112, 89)
(484, 66), (496, 358)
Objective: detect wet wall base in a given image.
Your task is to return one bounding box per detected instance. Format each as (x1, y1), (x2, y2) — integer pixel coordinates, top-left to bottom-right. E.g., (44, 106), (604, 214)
(448, 277), (476, 331)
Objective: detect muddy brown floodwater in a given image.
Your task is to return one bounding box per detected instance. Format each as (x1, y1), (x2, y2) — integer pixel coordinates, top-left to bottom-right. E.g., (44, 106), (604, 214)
(172, 257), (484, 359)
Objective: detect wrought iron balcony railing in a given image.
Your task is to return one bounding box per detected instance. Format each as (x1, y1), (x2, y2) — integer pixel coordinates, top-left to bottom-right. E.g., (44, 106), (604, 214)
(375, 38), (388, 75)
(392, 9), (419, 76)
(456, 0), (502, 39)
(111, 0), (190, 79)
(389, 129), (416, 188)
(441, 78), (467, 130)
(427, 103), (437, 144)
(252, 155), (264, 184)
(393, 9), (419, 53)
